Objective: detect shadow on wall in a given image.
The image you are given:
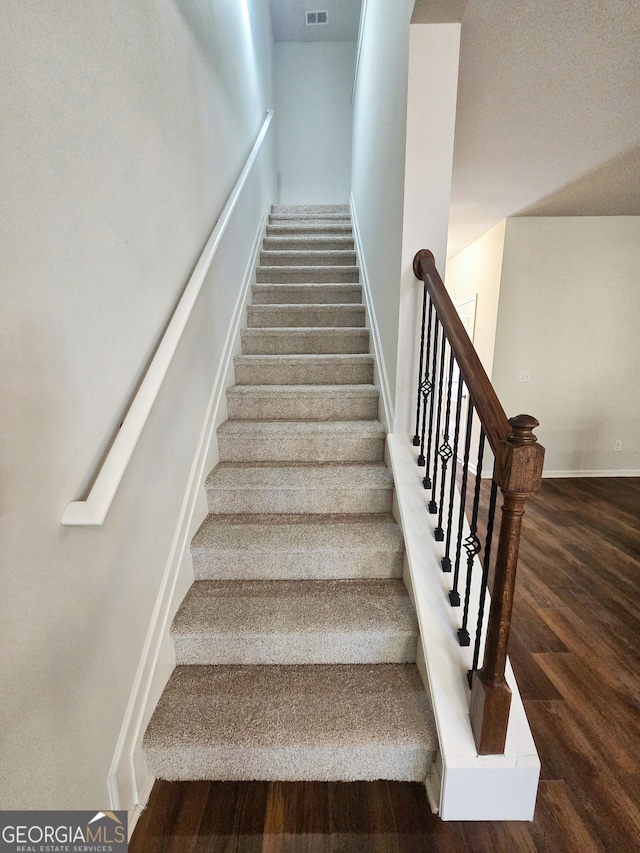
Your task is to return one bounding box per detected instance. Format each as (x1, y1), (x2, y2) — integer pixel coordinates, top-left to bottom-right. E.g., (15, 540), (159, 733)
(514, 143), (640, 218)
(173, 0), (265, 116)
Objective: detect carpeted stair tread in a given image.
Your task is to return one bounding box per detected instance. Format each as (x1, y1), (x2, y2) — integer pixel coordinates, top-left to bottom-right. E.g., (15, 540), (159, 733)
(191, 514), (404, 580)
(225, 384), (379, 420)
(217, 419), (386, 463)
(256, 265), (359, 283)
(143, 663), (436, 781)
(260, 249), (357, 267)
(171, 579), (418, 664)
(233, 354), (374, 385)
(266, 223), (353, 236)
(263, 236), (354, 251)
(241, 327), (369, 355)
(247, 303), (365, 328)
(252, 283), (362, 304)
(269, 213), (351, 222)
(205, 463), (394, 514)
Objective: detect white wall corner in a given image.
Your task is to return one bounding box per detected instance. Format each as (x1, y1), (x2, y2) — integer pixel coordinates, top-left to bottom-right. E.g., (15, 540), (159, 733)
(396, 22), (462, 438)
(106, 205), (270, 829)
(351, 193), (395, 433)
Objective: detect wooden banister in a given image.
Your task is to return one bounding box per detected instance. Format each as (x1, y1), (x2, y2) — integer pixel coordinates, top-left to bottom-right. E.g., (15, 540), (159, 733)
(413, 249), (545, 754)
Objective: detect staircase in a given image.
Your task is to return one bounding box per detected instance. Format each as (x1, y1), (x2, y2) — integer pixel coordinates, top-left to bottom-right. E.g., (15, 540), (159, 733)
(143, 205), (437, 782)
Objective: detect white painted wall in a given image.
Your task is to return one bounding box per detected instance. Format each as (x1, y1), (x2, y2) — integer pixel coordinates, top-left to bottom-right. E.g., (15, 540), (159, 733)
(274, 41), (355, 204)
(492, 217), (640, 474)
(395, 23), (462, 436)
(445, 219), (507, 376)
(351, 0), (415, 424)
(0, 0), (275, 810)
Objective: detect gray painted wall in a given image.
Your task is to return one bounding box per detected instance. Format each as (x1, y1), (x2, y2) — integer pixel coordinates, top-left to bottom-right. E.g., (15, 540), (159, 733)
(0, 0), (274, 809)
(274, 41), (355, 204)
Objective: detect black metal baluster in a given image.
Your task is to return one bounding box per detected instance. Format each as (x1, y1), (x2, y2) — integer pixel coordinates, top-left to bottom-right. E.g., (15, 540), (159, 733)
(458, 428), (486, 648)
(412, 283), (427, 449)
(469, 480), (499, 686)
(423, 317), (440, 490)
(442, 373), (464, 572)
(417, 299), (434, 467)
(434, 349), (455, 541)
(428, 331), (447, 513)
(449, 398), (474, 606)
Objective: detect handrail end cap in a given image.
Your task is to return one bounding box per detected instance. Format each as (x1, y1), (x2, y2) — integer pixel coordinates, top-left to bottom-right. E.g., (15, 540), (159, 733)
(413, 249), (436, 280)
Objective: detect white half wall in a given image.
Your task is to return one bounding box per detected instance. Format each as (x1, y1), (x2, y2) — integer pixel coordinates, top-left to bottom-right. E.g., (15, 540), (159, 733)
(0, 0), (275, 810)
(492, 216), (640, 474)
(274, 41), (355, 204)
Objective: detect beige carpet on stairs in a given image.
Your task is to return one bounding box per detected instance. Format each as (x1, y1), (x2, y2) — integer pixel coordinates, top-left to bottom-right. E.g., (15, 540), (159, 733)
(143, 204), (437, 782)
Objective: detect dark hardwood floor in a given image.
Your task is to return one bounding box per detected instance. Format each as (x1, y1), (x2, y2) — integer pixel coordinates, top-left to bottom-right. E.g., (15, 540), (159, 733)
(130, 478), (640, 852)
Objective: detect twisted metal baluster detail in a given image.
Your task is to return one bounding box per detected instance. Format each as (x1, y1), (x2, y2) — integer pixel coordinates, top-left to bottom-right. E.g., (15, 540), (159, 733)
(469, 480), (499, 686)
(434, 349), (456, 541)
(412, 282), (428, 448)
(423, 317), (440, 490)
(449, 399), (474, 606)
(442, 374), (464, 572)
(428, 331), (447, 513)
(417, 299), (434, 467)
(458, 428), (486, 648)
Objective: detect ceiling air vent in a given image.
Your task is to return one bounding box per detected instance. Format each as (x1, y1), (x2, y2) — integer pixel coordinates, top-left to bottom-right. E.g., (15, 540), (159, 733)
(305, 10), (328, 26)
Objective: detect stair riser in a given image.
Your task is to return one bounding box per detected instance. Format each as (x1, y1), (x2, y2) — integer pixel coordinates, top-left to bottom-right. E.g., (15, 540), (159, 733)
(173, 635), (417, 665)
(145, 744), (430, 783)
(270, 214), (351, 223)
(233, 357), (374, 385)
(217, 434), (385, 464)
(241, 329), (369, 355)
(226, 389), (378, 421)
(256, 266), (359, 283)
(263, 238), (354, 251)
(206, 486), (393, 515)
(260, 251), (356, 267)
(247, 305), (365, 328)
(192, 549), (403, 581)
(252, 284), (362, 304)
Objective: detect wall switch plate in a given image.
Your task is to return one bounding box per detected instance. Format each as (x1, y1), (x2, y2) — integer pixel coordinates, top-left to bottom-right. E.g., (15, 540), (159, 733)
(518, 370), (531, 383)
(614, 440), (623, 451)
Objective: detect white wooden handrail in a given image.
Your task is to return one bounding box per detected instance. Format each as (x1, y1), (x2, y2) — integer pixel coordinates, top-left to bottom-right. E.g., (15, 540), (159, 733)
(61, 110), (274, 526)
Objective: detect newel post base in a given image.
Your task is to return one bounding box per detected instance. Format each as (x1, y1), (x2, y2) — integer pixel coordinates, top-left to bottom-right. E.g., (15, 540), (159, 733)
(469, 669), (512, 755)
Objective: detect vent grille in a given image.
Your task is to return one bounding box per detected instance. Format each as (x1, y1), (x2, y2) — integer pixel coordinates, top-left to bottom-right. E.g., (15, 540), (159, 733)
(305, 10), (328, 26)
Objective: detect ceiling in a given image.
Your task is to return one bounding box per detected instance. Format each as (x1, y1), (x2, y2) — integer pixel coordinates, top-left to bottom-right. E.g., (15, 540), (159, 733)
(447, 0), (640, 256)
(269, 0), (362, 42)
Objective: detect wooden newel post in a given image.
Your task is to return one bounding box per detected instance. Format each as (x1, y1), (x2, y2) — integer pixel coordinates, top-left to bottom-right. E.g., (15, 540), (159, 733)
(469, 415), (545, 754)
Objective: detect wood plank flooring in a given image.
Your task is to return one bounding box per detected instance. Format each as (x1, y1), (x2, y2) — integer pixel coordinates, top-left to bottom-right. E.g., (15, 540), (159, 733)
(130, 477), (640, 852)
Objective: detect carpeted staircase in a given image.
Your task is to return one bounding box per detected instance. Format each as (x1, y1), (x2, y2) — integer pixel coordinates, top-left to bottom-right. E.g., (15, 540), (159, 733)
(143, 205), (437, 782)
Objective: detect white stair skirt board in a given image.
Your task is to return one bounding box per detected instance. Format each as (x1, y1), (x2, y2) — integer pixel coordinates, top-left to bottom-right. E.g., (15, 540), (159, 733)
(107, 202), (272, 830)
(388, 435), (540, 821)
(350, 194), (394, 433)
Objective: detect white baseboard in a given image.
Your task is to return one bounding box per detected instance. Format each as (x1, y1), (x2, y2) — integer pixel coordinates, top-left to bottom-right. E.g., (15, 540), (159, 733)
(127, 774), (155, 840)
(543, 469), (640, 478)
(350, 194), (394, 433)
(107, 204), (270, 823)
